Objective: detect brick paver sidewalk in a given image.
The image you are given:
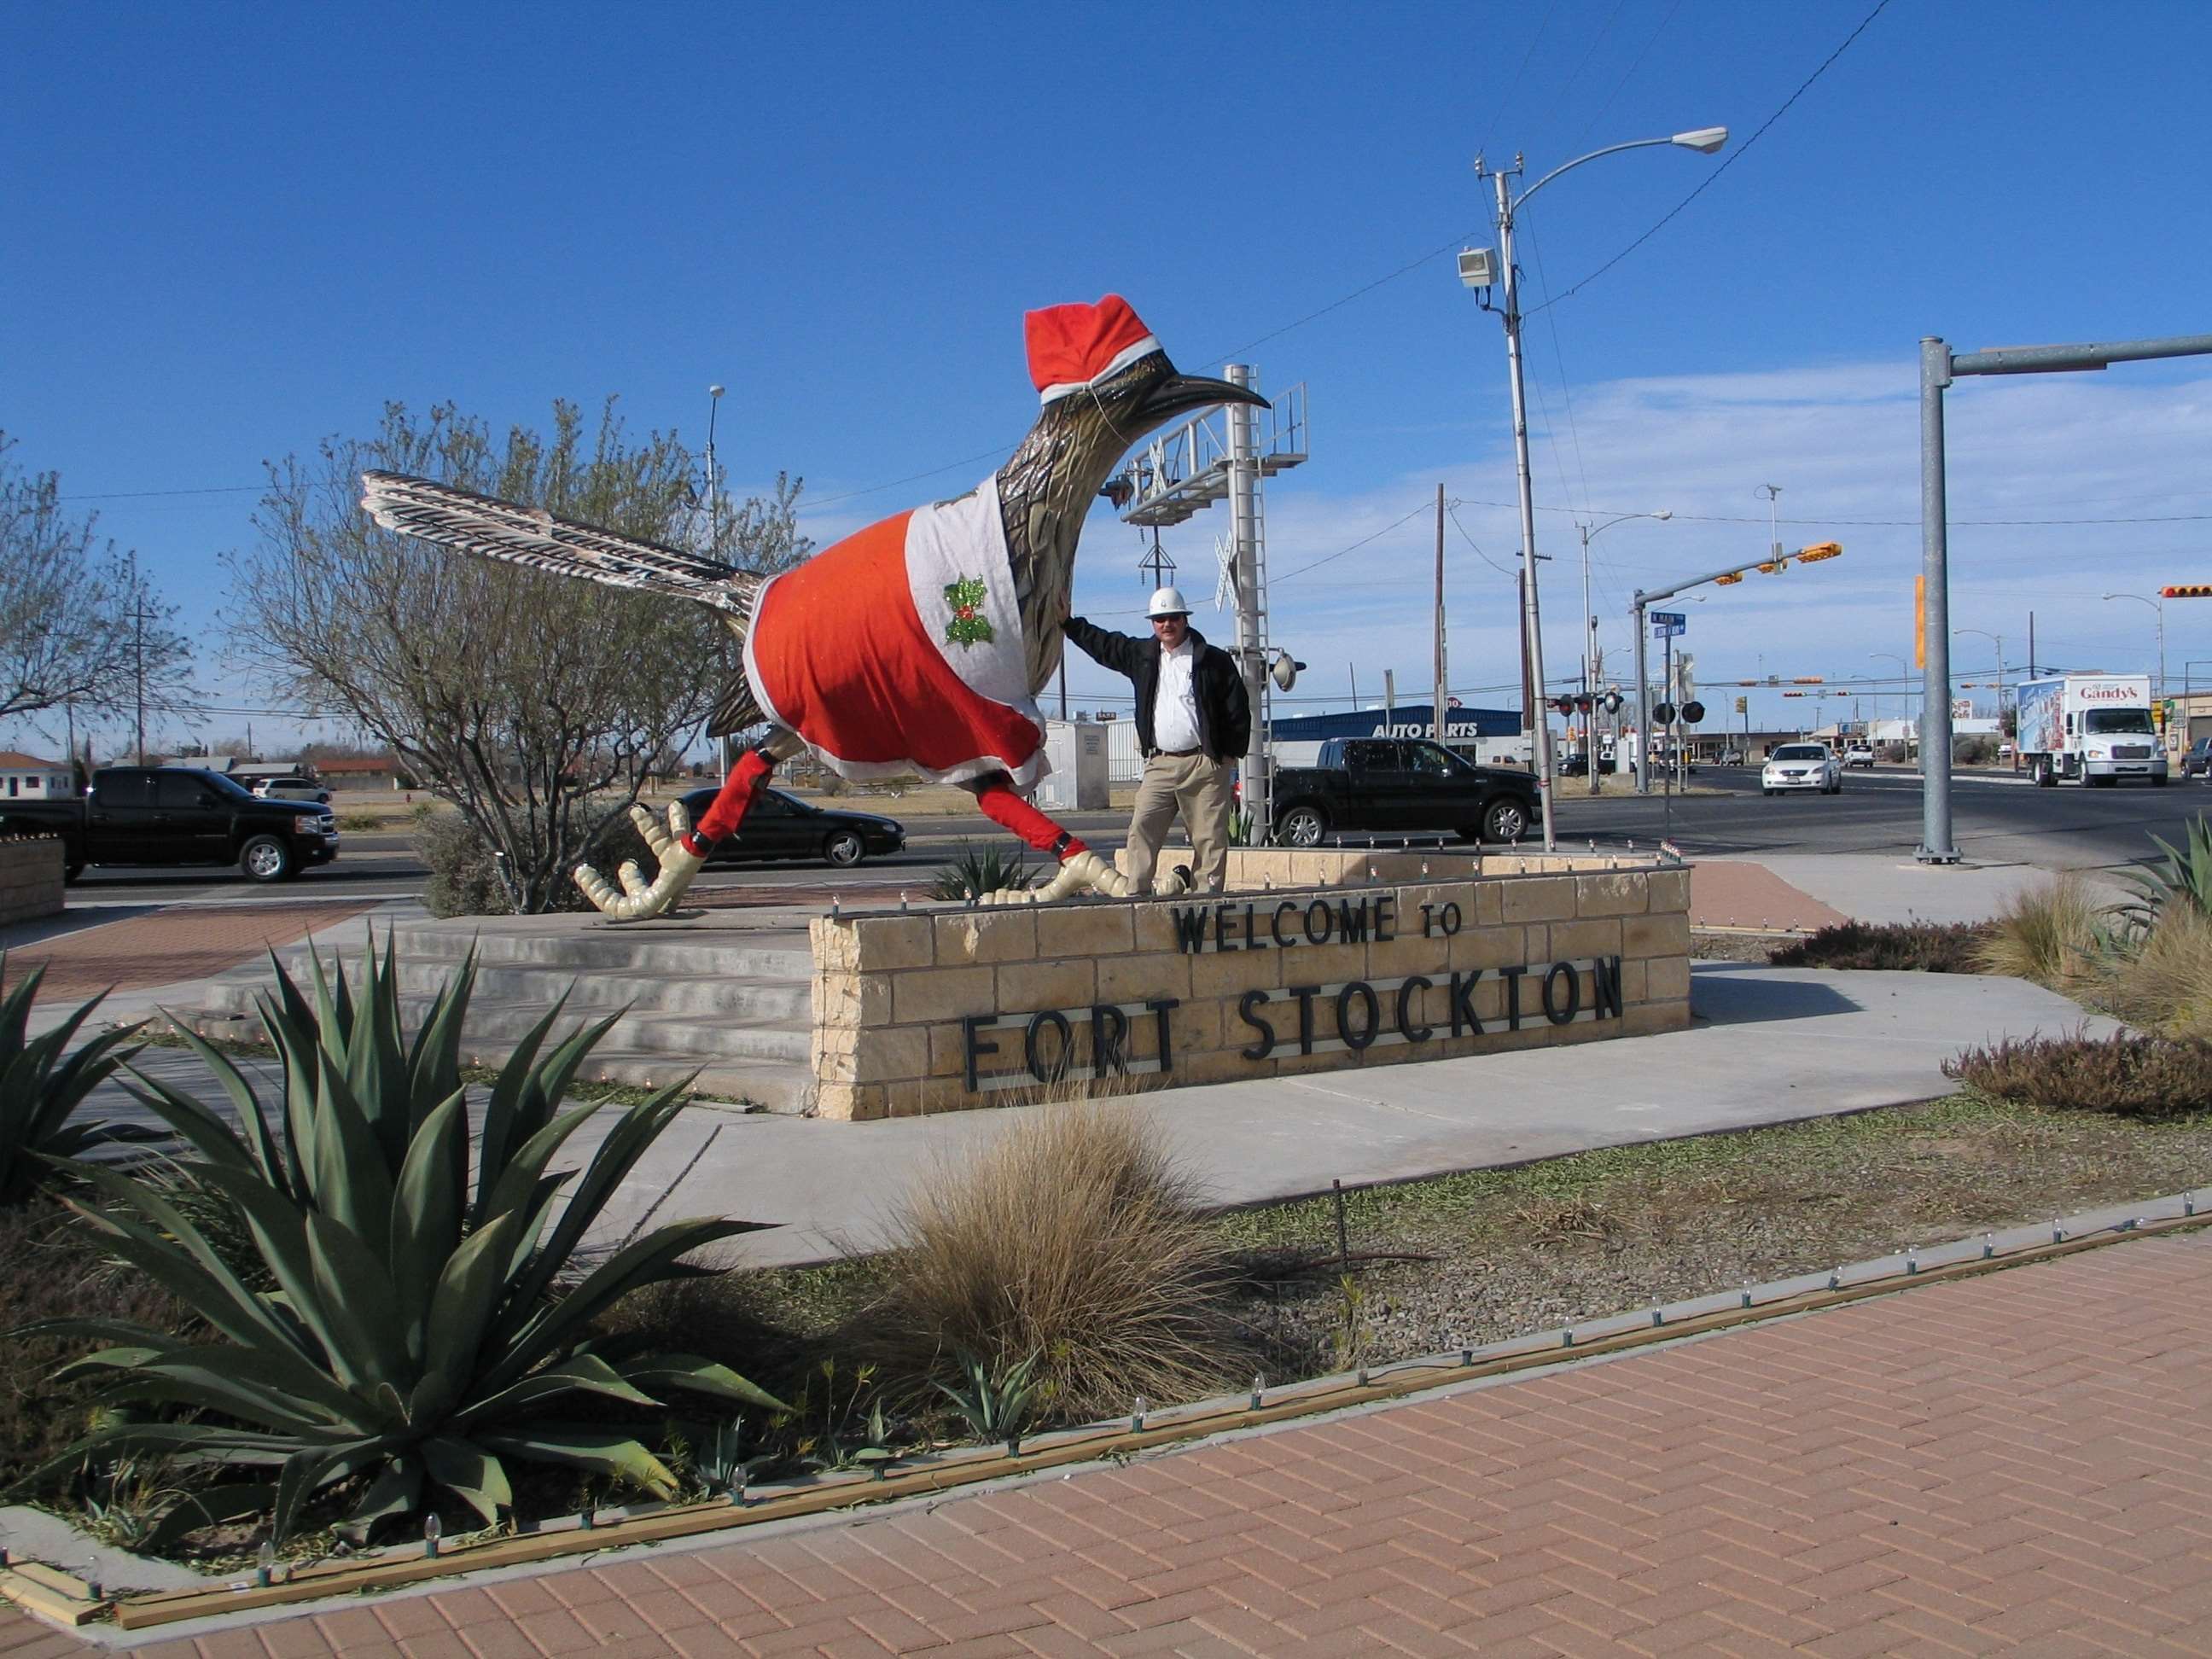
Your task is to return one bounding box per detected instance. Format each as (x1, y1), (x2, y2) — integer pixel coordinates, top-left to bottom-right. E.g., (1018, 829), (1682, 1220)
(6, 1230), (2205, 1656)
(1690, 862), (1851, 934)
(0, 901), (377, 999)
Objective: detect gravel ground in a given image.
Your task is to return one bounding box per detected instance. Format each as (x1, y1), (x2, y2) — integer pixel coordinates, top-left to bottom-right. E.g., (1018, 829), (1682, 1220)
(1214, 1094), (2212, 1378)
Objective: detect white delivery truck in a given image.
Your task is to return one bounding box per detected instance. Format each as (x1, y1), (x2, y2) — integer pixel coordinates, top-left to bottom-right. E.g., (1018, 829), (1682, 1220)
(2013, 674), (2168, 787)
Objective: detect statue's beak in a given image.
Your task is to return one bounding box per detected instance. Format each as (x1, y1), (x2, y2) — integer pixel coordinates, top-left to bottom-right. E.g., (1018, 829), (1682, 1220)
(1134, 372), (1271, 429)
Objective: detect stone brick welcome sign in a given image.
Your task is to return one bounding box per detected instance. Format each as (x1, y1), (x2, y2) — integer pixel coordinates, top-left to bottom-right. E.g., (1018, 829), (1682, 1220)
(807, 849), (1691, 1121)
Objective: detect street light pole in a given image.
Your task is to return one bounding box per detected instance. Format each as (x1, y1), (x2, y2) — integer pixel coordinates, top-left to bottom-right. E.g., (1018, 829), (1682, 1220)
(1474, 126), (1726, 848)
(2102, 591), (2166, 703)
(1577, 510), (1670, 795)
(1954, 626), (2003, 736)
(1870, 652), (1908, 734)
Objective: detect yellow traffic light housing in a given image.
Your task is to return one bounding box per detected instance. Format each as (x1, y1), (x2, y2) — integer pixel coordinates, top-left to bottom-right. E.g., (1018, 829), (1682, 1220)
(1795, 541), (1843, 563)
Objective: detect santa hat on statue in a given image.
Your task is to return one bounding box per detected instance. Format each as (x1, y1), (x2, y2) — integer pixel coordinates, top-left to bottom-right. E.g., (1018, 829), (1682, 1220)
(1025, 295), (1161, 405)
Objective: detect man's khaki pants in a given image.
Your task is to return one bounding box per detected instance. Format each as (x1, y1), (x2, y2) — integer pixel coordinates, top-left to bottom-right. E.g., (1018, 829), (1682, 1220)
(1126, 751), (1235, 894)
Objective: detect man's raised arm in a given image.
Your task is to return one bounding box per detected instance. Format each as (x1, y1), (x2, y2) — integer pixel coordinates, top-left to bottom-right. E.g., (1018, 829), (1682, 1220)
(1062, 615), (1143, 677)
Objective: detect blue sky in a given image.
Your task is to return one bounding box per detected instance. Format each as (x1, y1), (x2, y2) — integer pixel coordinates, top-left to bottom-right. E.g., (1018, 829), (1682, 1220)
(7, 0), (2210, 758)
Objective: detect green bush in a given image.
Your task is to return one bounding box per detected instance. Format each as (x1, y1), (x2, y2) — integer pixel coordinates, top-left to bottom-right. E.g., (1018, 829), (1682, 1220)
(13, 939), (784, 1542)
(0, 959), (159, 1207)
(416, 806), (655, 917)
(1944, 1030), (2212, 1119)
(336, 810), (382, 834)
(1768, 920), (1993, 974)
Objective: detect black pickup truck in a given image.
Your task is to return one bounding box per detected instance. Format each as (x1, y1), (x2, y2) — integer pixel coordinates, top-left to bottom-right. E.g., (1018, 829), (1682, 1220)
(1271, 737), (1540, 847)
(0, 766), (341, 882)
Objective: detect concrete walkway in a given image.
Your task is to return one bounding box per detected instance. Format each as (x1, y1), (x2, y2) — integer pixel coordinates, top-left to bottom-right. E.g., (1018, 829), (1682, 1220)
(585, 960), (2107, 1268)
(14, 1222), (2209, 1655)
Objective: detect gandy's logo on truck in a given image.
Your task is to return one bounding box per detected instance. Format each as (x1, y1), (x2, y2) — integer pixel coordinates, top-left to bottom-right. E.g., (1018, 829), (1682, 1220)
(2015, 674), (2168, 788)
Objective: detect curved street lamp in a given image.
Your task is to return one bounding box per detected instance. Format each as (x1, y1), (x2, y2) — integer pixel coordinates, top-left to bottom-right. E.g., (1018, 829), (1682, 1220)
(1953, 627), (2005, 728)
(1575, 511), (1670, 794)
(1470, 128), (1727, 847)
(1868, 652), (1910, 736)
(2101, 591), (2166, 702)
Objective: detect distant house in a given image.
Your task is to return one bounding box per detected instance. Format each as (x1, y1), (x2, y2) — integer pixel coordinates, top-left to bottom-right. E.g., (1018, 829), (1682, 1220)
(0, 750), (75, 800)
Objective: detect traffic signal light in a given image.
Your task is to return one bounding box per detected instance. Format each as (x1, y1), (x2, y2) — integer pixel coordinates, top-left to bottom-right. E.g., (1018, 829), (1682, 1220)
(1795, 542), (1843, 563)
(1714, 571), (1743, 585)
(1791, 676), (1825, 684)
(2164, 584), (2212, 598)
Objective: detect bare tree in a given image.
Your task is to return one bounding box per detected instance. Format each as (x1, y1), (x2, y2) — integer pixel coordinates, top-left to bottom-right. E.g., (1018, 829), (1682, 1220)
(229, 399), (810, 912)
(0, 432), (189, 726)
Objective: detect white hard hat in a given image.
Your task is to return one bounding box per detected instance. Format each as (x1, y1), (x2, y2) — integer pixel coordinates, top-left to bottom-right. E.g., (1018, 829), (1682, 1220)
(1146, 585), (1191, 619)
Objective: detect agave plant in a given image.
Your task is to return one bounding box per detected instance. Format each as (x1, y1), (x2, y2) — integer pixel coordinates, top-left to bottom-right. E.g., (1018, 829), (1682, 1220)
(13, 934), (783, 1542)
(2121, 813), (2212, 931)
(928, 841), (1033, 902)
(0, 958), (160, 1206)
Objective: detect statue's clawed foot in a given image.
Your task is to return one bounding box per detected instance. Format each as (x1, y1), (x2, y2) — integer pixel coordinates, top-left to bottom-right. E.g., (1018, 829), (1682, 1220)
(980, 849), (1132, 905)
(575, 800), (708, 920)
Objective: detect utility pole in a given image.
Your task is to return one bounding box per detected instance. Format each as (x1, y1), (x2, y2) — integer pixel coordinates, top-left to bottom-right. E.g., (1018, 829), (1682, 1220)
(1432, 485), (1447, 752)
(1225, 364), (1271, 840)
(705, 385), (725, 554)
(129, 599), (150, 765)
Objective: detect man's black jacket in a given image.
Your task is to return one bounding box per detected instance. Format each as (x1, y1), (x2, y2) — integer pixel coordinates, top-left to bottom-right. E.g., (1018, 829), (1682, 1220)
(1062, 617), (1252, 763)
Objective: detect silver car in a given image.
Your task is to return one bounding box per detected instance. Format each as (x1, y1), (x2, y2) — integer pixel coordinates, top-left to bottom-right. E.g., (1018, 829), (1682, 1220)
(1761, 742), (1842, 796)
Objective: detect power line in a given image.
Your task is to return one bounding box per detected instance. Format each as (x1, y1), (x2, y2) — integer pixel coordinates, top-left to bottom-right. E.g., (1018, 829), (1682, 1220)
(1525, 0), (1895, 321)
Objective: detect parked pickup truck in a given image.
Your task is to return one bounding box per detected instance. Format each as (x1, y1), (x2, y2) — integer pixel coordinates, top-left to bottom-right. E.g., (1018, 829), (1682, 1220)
(1271, 737), (1540, 847)
(0, 766), (341, 882)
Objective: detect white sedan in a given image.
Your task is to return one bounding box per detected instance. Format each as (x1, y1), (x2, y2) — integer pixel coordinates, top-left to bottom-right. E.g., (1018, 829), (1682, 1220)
(1762, 742), (1842, 796)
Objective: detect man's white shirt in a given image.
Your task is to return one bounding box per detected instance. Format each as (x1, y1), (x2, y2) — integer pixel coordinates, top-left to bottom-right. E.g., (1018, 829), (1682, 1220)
(1152, 638), (1202, 753)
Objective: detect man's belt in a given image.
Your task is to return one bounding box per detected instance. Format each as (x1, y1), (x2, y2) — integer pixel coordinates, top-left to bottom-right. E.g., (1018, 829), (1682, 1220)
(1151, 747), (1203, 758)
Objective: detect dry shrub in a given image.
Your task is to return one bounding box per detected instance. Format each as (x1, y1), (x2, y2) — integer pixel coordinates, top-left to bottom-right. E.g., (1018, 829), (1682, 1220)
(858, 1104), (1251, 1423)
(1975, 874), (2110, 989)
(1944, 1030), (2212, 1120)
(1507, 1196), (1621, 1246)
(2094, 902), (2212, 1041)
(1770, 919), (1992, 973)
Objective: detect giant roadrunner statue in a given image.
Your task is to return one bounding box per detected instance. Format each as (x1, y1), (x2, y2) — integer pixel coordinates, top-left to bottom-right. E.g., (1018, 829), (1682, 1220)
(361, 296), (1265, 919)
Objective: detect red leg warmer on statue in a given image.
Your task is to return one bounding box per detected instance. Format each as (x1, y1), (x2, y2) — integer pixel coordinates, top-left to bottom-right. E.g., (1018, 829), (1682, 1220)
(686, 748), (775, 853)
(971, 776), (1090, 859)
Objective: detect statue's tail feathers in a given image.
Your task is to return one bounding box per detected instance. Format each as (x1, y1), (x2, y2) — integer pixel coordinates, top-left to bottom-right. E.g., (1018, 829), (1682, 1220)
(359, 469), (750, 614)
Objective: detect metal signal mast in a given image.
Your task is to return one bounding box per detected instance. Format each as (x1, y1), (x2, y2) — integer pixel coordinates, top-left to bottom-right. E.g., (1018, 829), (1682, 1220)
(1107, 375), (1307, 841)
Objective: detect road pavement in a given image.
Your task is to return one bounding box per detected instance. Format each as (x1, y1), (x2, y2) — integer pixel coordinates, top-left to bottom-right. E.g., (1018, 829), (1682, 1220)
(59, 768), (2207, 907)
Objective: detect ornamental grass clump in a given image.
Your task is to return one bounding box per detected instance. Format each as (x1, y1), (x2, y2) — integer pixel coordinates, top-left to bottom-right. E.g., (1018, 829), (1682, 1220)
(0, 958), (160, 1207)
(9, 935), (783, 1543)
(1974, 874), (2112, 991)
(859, 1103), (1251, 1425)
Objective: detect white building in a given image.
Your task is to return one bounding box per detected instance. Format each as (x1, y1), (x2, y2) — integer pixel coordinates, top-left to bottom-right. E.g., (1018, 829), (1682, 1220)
(0, 750), (74, 799)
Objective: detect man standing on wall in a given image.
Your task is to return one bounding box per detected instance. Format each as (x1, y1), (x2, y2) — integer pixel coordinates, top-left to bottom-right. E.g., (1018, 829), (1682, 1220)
(1063, 586), (1250, 894)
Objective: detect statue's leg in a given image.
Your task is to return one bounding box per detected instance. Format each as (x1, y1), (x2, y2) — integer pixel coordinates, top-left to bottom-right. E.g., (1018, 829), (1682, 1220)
(574, 730), (804, 919)
(964, 774), (1131, 903)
